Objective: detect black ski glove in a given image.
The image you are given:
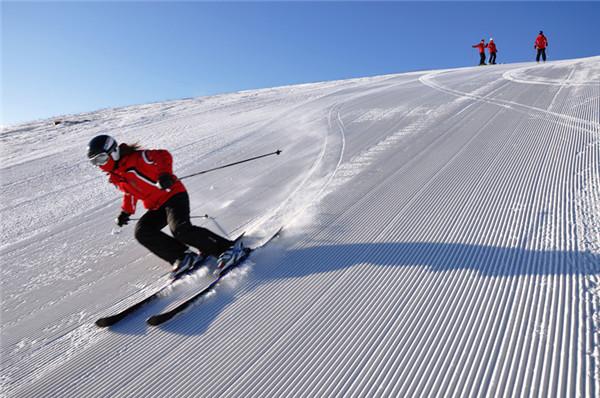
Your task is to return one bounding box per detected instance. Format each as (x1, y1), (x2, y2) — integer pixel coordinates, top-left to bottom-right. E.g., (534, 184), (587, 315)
(158, 173), (175, 190)
(115, 211), (131, 227)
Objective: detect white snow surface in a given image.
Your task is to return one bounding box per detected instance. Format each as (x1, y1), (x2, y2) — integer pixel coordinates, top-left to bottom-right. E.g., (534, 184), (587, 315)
(1, 57), (599, 397)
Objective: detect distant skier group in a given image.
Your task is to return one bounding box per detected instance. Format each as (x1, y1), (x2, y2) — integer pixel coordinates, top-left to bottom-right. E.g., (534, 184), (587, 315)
(472, 31), (549, 66)
(472, 39), (497, 65)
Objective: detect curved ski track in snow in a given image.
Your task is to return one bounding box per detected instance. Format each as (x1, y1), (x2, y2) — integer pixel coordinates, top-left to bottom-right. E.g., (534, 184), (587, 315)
(2, 57), (599, 398)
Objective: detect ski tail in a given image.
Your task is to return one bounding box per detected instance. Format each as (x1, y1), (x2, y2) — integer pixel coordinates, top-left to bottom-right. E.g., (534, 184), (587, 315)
(95, 254), (209, 327)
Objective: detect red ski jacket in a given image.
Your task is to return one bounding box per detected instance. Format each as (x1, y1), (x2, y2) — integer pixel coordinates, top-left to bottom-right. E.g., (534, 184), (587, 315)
(486, 41), (497, 53)
(535, 34), (548, 49)
(472, 42), (486, 54)
(107, 148), (186, 214)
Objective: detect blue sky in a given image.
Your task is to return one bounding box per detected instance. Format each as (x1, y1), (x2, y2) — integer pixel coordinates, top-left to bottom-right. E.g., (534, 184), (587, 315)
(2, 2), (599, 126)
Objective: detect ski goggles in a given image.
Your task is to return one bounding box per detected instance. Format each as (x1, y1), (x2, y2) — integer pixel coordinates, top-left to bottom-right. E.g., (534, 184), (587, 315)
(89, 152), (110, 166)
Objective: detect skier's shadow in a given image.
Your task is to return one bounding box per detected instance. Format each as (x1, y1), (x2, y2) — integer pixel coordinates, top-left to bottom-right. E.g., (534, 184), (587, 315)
(155, 236), (599, 336)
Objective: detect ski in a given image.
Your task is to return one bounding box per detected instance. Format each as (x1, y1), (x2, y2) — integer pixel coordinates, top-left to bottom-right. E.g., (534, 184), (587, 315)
(147, 227), (283, 326)
(95, 254), (209, 327)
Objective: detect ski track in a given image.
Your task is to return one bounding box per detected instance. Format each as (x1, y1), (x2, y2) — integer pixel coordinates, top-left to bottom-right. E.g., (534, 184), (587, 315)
(2, 57), (599, 397)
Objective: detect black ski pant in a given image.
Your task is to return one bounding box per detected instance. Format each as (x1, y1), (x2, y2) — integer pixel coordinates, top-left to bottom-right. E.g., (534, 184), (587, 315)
(536, 48), (547, 62)
(489, 52), (497, 64)
(479, 53), (486, 65)
(134, 192), (233, 264)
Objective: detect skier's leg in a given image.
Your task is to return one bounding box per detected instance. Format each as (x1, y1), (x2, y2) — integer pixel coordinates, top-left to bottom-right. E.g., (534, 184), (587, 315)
(542, 49), (547, 62)
(165, 192), (234, 257)
(135, 207), (188, 264)
(536, 49), (541, 62)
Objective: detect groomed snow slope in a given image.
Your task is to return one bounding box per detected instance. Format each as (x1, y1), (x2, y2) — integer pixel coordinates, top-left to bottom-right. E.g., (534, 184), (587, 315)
(1, 57), (599, 397)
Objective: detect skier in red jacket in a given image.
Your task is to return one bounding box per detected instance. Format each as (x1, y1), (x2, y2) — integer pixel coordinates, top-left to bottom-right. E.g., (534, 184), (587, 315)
(87, 135), (245, 277)
(534, 31), (548, 62)
(472, 39), (487, 65)
(486, 38), (498, 65)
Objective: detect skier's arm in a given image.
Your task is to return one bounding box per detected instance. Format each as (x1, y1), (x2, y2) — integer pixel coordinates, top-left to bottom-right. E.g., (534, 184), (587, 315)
(144, 149), (177, 189)
(122, 193), (137, 214)
(108, 173), (137, 214)
(143, 149), (174, 176)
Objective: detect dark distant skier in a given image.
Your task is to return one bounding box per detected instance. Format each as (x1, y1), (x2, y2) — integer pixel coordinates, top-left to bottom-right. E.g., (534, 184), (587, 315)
(472, 39), (487, 65)
(87, 135), (245, 276)
(486, 38), (498, 65)
(534, 31), (548, 62)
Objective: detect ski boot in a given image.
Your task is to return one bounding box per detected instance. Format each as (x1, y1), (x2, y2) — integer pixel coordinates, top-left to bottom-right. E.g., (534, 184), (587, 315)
(171, 250), (202, 279)
(216, 239), (248, 271)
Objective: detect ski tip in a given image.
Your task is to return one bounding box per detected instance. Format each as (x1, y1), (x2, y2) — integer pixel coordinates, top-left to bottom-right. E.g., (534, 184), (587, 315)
(147, 314), (167, 326)
(95, 318), (111, 328)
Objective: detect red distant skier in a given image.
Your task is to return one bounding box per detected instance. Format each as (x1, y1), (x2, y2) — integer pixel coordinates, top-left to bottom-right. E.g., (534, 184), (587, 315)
(486, 38), (498, 65)
(472, 39), (487, 65)
(534, 31), (549, 62)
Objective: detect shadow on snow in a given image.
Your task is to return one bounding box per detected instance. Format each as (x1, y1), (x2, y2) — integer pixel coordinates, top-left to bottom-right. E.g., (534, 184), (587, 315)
(135, 238), (599, 336)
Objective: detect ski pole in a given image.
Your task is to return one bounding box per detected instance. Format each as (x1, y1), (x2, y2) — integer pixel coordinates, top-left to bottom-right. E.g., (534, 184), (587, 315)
(179, 149), (282, 181)
(111, 214), (209, 235)
(129, 214), (210, 222)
